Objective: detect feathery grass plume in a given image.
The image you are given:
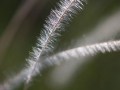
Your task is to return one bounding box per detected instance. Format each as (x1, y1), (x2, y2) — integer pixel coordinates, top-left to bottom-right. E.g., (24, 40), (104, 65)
(0, 65), (44, 90)
(42, 40), (120, 66)
(24, 0), (84, 89)
(1, 40), (120, 90)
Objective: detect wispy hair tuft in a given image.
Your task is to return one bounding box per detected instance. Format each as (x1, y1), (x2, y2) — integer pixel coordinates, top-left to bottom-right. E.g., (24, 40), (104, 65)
(24, 0), (84, 89)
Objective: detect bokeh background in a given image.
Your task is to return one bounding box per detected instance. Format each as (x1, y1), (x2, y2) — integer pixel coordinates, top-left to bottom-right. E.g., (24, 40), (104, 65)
(0, 0), (120, 90)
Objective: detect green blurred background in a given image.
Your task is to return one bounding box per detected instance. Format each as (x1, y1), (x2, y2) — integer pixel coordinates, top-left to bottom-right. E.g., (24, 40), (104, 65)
(0, 0), (120, 90)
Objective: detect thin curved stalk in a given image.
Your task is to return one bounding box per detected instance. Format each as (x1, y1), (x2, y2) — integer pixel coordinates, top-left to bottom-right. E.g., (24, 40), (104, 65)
(0, 0), (39, 62)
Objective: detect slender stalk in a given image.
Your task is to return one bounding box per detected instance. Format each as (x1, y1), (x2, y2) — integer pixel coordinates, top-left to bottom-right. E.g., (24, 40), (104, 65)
(0, 0), (39, 63)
